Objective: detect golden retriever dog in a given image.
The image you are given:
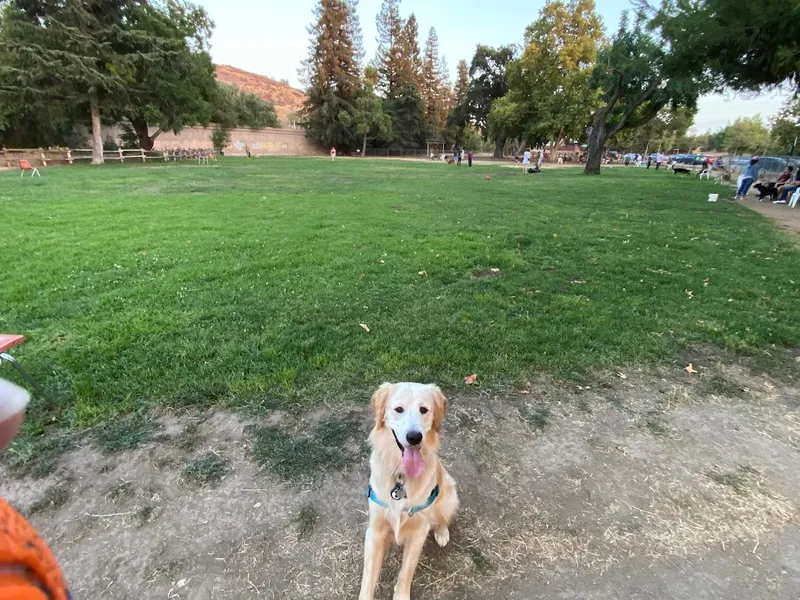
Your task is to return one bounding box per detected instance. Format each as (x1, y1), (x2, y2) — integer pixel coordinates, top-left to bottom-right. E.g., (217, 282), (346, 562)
(359, 383), (458, 600)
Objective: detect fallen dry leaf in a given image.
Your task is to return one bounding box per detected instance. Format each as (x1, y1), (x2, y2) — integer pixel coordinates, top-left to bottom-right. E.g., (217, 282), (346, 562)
(617, 371), (627, 380)
(572, 280), (587, 284)
(685, 363), (697, 374)
(379, 260), (385, 264)
(418, 270), (428, 277)
(490, 267), (501, 274)
(704, 278), (710, 287)
(685, 289), (694, 298)
(359, 323), (370, 333)
(519, 390), (530, 394)
(464, 373), (478, 385)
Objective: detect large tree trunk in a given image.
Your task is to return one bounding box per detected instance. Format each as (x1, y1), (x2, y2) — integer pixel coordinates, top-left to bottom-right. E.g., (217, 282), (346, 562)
(90, 95), (104, 165)
(584, 117), (607, 175)
(362, 131), (368, 157)
(492, 135), (505, 158)
(130, 118), (159, 151)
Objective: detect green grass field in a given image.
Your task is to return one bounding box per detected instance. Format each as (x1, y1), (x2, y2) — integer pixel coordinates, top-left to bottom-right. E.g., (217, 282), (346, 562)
(2, 157), (799, 435)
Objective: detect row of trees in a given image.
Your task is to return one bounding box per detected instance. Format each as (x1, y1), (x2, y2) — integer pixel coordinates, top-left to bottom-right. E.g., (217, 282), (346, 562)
(302, 0), (800, 174)
(301, 0), (462, 152)
(0, 0), (278, 163)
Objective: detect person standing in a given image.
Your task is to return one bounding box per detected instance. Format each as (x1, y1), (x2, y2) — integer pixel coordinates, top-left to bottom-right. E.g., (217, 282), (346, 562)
(655, 152), (664, 170)
(330, 146), (336, 161)
(522, 148), (531, 173)
(456, 149), (462, 166)
(467, 150), (473, 167)
(734, 156), (761, 200)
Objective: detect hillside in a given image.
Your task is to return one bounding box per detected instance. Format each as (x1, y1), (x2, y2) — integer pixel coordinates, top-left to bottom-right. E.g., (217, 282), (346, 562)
(215, 65), (305, 124)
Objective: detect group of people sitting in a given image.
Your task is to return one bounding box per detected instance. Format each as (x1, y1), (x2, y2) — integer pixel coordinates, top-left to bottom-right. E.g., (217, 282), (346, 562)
(736, 156), (799, 204)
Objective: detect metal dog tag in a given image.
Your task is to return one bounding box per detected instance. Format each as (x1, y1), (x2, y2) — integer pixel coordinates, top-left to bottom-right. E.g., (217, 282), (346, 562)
(390, 482), (406, 500)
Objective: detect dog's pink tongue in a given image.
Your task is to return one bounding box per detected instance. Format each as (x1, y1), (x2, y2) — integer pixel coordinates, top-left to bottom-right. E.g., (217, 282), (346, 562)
(402, 447), (425, 478)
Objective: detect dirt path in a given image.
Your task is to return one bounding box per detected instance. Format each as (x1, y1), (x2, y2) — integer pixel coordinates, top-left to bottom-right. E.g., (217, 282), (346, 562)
(2, 361), (800, 599)
(738, 196), (800, 235)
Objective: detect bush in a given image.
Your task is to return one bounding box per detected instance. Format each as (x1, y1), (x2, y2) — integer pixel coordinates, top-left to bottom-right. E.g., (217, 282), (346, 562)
(211, 128), (231, 153)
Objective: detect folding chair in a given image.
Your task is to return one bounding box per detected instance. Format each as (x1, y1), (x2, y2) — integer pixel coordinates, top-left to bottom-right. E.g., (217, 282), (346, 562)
(19, 159), (40, 178)
(790, 188), (800, 209)
(0, 335), (48, 398)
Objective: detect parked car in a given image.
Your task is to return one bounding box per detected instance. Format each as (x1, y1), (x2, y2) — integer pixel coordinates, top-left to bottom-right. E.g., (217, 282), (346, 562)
(606, 150), (621, 161)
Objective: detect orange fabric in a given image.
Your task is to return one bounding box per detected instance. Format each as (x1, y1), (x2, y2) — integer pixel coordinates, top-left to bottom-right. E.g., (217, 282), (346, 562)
(0, 572), (49, 600)
(0, 334), (25, 354)
(0, 499), (69, 600)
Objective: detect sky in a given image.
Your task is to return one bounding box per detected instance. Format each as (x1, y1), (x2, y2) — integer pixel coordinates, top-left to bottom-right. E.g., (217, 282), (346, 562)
(196, 0), (792, 133)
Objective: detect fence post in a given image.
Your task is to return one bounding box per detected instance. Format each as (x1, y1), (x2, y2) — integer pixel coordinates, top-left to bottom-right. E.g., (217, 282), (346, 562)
(40, 150), (47, 167)
(119, 148), (124, 163)
(66, 149), (73, 165)
(141, 148), (146, 162)
(2, 148), (8, 168)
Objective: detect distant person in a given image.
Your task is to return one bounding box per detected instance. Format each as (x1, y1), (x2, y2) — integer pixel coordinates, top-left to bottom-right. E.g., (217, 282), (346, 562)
(655, 152), (664, 170)
(457, 149), (463, 166)
(773, 170), (800, 204)
(734, 156), (761, 200)
(467, 150), (473, 167)
(330, 147), (336, 161)
(774, 165), (794, 197)
(646, 155), (652, 169)
(522, 148), (531, 173)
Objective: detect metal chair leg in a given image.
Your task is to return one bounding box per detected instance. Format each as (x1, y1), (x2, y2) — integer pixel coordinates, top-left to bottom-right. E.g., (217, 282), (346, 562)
(0, 353), (49, 399)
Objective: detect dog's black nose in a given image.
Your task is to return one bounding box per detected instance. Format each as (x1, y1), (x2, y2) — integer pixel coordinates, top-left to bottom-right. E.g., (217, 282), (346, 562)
(406, 431), (423, 446)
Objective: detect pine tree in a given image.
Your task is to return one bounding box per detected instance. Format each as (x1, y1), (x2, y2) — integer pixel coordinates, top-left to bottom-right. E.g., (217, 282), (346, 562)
(300, 0), (362, 149)
(421, 27), (443, 133)
(374, 0), (404, 97)
(436, 55), (453, 133)
(398, 13), (422, 90)
(454, 60), (469, 105)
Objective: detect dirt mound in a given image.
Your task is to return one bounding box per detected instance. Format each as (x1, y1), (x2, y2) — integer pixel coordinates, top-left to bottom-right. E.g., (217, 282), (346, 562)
(215, 65), (305, 124)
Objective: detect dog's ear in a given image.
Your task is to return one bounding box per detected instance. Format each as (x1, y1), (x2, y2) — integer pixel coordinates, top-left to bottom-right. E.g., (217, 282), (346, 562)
(429, 385), (448, 433)
(370, 383), (393, 429)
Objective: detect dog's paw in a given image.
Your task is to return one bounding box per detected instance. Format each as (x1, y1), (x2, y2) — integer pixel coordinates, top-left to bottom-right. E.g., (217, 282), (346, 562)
(434, 527), (450, 547)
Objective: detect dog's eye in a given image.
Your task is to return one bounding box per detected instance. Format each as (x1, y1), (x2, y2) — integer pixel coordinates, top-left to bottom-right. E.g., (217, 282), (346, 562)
(419, 407), (429, 414)
(394, 407), (404, 414)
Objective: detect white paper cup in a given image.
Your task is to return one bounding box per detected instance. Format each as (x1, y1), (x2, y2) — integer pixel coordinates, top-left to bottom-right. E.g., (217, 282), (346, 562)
(708, 194), (718, 202)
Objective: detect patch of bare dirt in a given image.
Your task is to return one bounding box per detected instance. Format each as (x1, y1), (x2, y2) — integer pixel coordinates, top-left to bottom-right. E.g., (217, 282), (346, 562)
(2, 366), (800, 599)
(738, 196), (800, 236)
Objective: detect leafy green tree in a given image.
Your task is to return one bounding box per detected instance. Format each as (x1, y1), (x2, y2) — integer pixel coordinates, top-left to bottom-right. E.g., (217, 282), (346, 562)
(300, 0), (362, 149)
(611, 106), (695, 154)
(652, 0), (800, 91)
(583, 11), (709, 174)
(117, 0), (219, 150)
(718, 115), (773, 155)
(459, 45), (516, 157)
(383, 83), (426, 148)
(0, 0), (156, 164)
(771, 96), (800, 155)
(504, 0), (603, 157)
(353, 81), (392, 155)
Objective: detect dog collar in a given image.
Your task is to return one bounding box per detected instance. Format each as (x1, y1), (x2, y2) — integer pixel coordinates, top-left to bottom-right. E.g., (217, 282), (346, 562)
(366, 484), (440, 516)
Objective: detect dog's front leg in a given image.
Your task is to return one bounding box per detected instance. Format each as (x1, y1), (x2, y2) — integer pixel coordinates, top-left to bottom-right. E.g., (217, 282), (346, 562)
(359, 515), (391, 600)
(393, 521), (430, 600)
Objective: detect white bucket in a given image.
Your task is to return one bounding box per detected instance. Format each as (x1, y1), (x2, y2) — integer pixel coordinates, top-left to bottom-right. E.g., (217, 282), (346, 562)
(708, 193), (718, 202)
